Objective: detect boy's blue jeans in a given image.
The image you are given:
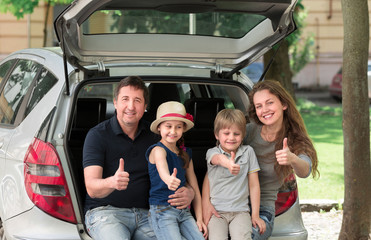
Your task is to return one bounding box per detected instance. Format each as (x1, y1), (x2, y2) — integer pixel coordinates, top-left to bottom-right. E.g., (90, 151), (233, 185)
(85, 205), (156, 240)
(149, 205), (204, 240)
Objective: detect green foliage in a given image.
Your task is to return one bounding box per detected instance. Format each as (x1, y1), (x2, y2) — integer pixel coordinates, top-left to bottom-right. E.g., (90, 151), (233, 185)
(287, 0), (316, 75)
(286, 0), (305, 46)
(336, 201), (343, 210)
(290, 33), (315, 75)
(0, 0), (72, 19)
(0, 0), (39, 19)
(319, 209), (326, 214)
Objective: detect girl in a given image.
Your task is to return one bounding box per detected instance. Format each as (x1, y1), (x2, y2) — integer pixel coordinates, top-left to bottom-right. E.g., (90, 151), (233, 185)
(203, 80), (319, 240)
(146, 101), (207, 240)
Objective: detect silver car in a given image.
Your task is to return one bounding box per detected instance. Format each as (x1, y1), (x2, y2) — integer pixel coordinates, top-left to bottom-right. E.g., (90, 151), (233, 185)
(0, 0), (306, 239)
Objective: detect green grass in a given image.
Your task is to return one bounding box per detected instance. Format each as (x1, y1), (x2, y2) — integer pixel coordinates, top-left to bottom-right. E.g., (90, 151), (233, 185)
(296, 98), (345, 201)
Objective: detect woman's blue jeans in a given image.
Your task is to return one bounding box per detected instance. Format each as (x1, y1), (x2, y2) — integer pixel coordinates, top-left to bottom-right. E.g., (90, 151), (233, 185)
(252, 205), (275, 240)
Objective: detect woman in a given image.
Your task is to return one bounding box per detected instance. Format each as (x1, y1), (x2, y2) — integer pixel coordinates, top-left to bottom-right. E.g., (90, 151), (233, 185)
(202, 80), (319, 240)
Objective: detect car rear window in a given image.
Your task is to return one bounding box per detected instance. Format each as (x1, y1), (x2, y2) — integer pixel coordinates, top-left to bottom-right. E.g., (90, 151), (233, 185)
(81, 10), (265, 38)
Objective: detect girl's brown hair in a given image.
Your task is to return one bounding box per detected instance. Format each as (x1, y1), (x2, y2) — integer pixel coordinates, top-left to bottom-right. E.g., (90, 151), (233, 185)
(248, 80), (319, 180)
(177, 136), (190, 169)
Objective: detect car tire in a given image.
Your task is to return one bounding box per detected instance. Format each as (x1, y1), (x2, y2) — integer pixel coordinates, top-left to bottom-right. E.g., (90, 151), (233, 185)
(0, 219), (5, 240)
(331, 96), (342, 103)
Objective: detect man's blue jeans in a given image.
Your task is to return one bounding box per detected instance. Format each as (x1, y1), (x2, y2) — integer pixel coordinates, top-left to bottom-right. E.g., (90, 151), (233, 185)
(149, 205), (204, 240)
(85, 205), (156, 240)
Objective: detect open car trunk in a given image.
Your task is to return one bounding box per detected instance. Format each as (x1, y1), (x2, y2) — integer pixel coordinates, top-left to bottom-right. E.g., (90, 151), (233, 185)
(55, 0), (297, 86)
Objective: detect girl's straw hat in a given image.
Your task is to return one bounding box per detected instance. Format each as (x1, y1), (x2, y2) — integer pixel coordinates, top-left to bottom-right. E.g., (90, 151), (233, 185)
(150, 101), (194, 134)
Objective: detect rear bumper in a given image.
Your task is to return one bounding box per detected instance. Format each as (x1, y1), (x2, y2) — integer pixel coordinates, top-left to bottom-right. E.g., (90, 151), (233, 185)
(3, 206), (85, 240)
(270, 198), (308, 240)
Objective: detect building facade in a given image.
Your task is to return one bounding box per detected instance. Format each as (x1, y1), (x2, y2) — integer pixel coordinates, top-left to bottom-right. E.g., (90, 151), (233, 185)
(0, 3), (65, 59)
(293, 0), (348, 88)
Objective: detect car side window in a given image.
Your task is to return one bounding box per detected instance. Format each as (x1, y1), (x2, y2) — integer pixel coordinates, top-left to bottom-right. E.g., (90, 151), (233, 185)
(177, 84), (191, 103)
(0, 59), (40, 125)
(208, 85), (234, 108)
(24, 67), (58, 117)
(0, 59), (15, 84)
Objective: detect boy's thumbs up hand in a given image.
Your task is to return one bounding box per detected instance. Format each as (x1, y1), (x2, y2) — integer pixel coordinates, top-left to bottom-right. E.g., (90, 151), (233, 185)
(167, 168), (181, 191)
(227, 151), (240, 175)
(113, 158), (130, 190)
(275, 138), (292, 165)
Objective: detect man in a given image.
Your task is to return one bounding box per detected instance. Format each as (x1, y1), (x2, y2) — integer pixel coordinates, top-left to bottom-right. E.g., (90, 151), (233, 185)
(83, 76), (194, 240)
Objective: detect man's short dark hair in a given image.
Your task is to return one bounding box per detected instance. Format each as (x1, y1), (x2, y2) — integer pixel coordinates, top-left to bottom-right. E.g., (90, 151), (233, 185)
(114, 76), (149, 104)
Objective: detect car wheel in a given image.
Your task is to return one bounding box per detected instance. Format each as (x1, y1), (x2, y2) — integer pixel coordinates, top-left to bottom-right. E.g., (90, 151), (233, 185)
(0, 219), (5, 240)
(331, 95), (342, 103)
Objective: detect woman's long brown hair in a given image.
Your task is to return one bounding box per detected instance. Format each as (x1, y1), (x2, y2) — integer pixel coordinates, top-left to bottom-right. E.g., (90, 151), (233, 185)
(248, 80), (319, 180)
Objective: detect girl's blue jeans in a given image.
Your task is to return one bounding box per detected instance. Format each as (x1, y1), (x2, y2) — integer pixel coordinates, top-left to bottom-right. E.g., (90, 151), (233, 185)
(149, 204), (204, 240)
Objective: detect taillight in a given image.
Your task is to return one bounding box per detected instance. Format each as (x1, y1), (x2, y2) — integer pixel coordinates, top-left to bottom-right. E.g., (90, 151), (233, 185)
(24, 138), (77, 223)
(275, 173), (298, 216)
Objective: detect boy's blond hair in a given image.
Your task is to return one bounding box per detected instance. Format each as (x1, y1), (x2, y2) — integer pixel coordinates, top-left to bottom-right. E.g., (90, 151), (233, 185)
(214, 109), (247, 139)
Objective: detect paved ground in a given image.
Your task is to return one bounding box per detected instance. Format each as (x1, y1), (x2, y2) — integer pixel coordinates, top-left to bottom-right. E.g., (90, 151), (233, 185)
(300, 199), (343, 240)
(302, 210), (343, 240)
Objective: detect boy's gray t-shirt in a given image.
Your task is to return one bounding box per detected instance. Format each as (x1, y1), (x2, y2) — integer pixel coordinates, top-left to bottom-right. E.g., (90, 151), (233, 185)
(206, 145), (260, 212)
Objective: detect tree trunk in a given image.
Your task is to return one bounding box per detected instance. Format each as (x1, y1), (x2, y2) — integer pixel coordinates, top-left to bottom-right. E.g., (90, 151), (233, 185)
(43, 0), (51, 47)
(263, 40), (296, 100)
(340, 0), (371, 239)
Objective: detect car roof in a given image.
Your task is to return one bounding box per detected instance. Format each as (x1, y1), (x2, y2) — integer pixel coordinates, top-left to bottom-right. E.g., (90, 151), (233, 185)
(54, 0), (297, 74)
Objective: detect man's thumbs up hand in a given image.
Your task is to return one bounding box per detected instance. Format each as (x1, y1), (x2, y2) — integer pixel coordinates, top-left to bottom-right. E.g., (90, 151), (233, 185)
(113, 158), (130, 190)
(117, 157), (125, 171)
(166, 168), (181, 191)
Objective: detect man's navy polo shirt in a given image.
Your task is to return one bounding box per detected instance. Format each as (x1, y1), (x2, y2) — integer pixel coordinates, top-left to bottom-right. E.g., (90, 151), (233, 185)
(83, 114), (159, 212)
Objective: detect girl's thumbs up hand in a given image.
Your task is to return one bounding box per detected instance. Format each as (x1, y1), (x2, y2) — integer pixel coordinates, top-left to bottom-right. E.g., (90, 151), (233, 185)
(166, 168), (181, 191)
